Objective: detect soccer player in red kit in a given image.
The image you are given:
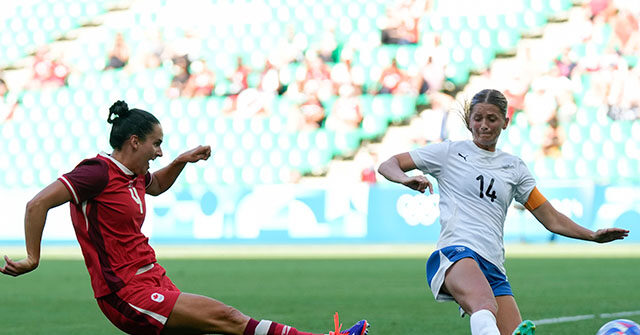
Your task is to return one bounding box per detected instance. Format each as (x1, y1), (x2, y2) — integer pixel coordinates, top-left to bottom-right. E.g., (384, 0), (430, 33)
(1, 100), (369, 335)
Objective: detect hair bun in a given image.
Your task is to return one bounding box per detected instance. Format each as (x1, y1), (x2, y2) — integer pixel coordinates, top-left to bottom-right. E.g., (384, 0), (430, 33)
(107, 100), (131, 124)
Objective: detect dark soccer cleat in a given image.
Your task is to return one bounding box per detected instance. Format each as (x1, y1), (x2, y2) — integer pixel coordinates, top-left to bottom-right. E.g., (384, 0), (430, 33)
(329, 312), (369, 335)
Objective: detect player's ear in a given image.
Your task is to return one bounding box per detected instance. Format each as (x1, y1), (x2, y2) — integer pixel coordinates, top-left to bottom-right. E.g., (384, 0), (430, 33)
(503, 117), (510, 129)
(129, 135), (140, 149)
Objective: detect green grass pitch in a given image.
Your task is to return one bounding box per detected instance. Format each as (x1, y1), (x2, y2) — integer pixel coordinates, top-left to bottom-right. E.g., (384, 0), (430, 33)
(1, 257), (639, 334)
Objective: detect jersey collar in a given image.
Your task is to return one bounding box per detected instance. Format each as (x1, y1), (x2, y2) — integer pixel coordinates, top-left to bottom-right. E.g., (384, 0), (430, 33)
(99, 152), (135, 176)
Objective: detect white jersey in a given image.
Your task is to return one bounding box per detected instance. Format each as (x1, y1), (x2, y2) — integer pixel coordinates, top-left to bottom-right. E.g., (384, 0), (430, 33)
(409, 140), (536, 273)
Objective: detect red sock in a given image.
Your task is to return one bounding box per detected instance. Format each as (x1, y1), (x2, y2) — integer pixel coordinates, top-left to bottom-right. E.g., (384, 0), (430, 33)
(243, 318), (323, 335)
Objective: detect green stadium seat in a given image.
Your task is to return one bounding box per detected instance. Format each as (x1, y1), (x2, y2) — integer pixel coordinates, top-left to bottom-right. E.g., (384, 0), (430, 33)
(330, 129), (361, 157)
(360, 113), (388, 140)
(574, 157), (593, 178)
(581, 140), (597, 161)
(506, 127), (523, 146)
(533, 157), (554, 180)
(257, 165), (277, 184)
(553, 158), (571, 179)
(494, 28), (520, 54)
(595, 157), (615, 181)
(389, 95), (417, 123)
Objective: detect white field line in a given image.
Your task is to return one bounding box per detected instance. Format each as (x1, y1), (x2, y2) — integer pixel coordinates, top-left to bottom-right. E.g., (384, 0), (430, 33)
(534, 310), (640, 325)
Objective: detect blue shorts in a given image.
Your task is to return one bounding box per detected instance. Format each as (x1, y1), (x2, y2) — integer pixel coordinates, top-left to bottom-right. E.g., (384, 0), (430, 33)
(425, 245), (513, 302)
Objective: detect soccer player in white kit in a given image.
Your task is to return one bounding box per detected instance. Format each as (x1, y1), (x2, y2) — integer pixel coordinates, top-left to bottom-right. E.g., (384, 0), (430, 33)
(378, 89), (629, 335)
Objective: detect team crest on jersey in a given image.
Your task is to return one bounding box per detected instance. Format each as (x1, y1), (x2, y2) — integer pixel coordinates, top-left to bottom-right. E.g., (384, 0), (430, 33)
(151, 293), (165, 303)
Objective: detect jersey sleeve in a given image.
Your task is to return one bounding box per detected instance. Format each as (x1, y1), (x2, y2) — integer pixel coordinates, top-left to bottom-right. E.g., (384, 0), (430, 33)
(513, 158), (536, 205)
(408, 141), (450, 177)
(58, 158), (109, 204)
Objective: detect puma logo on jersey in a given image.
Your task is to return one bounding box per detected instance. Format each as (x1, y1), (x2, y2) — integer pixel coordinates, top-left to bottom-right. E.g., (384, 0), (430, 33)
(457, 153), (468, 161)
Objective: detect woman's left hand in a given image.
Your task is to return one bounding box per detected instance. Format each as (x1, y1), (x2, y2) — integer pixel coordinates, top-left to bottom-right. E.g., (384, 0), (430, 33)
(178, 145), (212, 163)
(592, 228), (629, 243)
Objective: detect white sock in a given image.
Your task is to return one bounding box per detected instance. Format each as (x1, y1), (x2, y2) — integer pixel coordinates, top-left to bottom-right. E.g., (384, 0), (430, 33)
(469, 309), (500, 335)
(254, 320), (272, 335)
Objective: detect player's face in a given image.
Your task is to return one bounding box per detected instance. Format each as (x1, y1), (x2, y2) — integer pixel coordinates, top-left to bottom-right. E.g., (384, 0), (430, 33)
(468, 103), (509, 152)
(136, 123), (163, 175)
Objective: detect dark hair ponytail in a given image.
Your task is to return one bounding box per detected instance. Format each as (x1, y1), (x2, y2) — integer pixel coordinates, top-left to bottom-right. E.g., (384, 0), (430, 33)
(107, 100), (131, 124)
(107, 100), (160, 150)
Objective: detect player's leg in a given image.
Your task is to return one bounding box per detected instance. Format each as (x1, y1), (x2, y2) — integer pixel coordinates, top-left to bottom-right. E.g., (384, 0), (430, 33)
(444, 258), (497, 316)
(163, 293), (369, 335)
(495, 297), (535, 335)
(495, 295), (522, 335)
(162, 292), (249, 334)
(444, 258), (500, 335)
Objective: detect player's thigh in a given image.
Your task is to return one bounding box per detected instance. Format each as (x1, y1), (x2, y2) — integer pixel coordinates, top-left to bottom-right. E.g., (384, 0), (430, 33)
(162, 292), (250, 335)
(444, 258), (497, 314)
(495, 295), (522, 335)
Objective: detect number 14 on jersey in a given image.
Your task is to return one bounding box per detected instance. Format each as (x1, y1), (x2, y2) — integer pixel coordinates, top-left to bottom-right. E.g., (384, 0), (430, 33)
(475, 175), (497, 202)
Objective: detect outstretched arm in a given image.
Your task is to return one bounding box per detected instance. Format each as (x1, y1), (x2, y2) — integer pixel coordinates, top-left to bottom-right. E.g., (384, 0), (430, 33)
(530, 201), (629, 242)
(378, 152), (433, 194)
(146, 145), (211, 196)
(1, 180), (71, 276)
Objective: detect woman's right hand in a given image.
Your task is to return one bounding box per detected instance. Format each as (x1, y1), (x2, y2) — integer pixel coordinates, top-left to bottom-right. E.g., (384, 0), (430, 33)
(402, 175), (433, 194)
(0, 255), (38, 277)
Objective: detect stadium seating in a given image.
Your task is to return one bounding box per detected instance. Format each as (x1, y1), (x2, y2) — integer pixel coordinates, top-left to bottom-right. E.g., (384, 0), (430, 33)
(0, 0), (638, 189)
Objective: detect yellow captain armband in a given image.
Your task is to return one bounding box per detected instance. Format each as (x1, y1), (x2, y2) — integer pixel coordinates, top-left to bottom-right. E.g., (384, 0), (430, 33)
(524, 187), (547, 211)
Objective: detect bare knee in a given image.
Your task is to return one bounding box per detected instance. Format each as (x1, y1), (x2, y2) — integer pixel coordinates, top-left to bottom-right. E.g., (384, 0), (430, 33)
(458, 293), (498, 316)
(206, 303), (248, 331)
(165, 294), (249, 334)
(215, 305), (247, 326)
(472, 299), (498, 316)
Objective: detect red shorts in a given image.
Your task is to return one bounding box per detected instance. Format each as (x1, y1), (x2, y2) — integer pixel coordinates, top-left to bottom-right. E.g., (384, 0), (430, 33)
(96, 263), (181, 335)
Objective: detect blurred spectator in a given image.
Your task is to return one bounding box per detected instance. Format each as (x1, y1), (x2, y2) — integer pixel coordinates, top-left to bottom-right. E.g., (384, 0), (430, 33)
(316, 27), (339, 63)
(171, 30), (202, 63)
(141, 29), (171, 69)
(105, 33), (130, 70)
(30, 46), (69, 89)
(270, 24), (306, 68)
(166, 55), (190, 99)
(357, 148), (379, 184)
(0, 78), (19, 123)
(222, 88), (271, 117)
(377, 58), (408, 94)
(523, 79), (558, 125)
(540, 115), (565, 158)
(229, 56), (251, 95)
(556, 89), (578, 124)
(554, 48), (578, 78)
(416, 55), (445, 94)
(297, 93), (326, 130)
(589, 0), (614, 18)
(259, 60), (283, 95)
(606, 62), (640, 120)
(183, 59), (216, 97)
(609, 9), (640, 55)
(380, 0), (430, 45)
(330, 57), (364, 95)
(302, 53), (334, 100)
(410, 91), (453, 145)
(500, 73), (529, 120)
(325, 84), (362, 131)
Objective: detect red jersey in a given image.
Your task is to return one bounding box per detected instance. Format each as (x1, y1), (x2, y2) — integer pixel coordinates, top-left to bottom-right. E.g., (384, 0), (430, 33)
(59, 153), (157, 298)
